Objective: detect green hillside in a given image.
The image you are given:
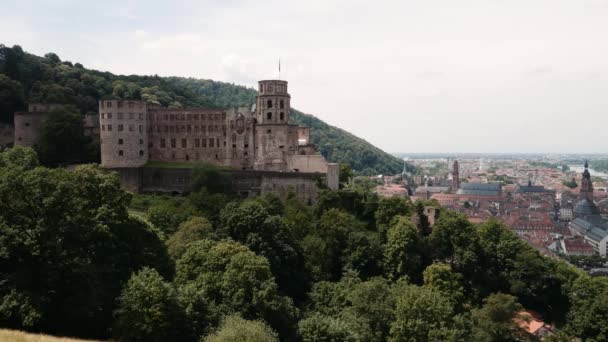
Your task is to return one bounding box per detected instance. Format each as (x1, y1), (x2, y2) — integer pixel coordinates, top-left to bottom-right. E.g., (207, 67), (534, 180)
(0, 44), (405, 175)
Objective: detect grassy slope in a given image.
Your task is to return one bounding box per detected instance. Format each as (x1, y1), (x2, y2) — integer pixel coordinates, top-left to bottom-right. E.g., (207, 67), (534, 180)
(0, 329), (102, 342)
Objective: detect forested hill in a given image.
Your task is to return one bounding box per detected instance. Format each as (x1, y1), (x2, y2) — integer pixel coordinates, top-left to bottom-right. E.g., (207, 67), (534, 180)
(0, 44), (404, 175)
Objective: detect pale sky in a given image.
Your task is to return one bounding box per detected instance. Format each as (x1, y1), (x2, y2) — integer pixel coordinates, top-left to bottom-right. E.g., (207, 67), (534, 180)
(2, 0), (608, 153)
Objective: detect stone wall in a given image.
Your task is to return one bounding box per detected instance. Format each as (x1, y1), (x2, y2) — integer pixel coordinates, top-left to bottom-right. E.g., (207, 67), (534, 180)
(14, 112), (49, 147)
(108, 166), (325, 203)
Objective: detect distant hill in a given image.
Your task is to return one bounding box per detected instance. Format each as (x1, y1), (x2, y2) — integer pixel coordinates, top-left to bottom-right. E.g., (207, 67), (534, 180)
(0, 44), (407, 175)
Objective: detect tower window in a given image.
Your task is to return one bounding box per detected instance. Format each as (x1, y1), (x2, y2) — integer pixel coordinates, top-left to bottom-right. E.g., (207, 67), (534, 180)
(118, 138), (124, 145)
(280, 112), (284, 120)
(267, 100), (273, 108)
(267, 112), (272, 120)
(139, 150), (144, 157)
(118, 150), (123, 156)
(139, 139), (143, 145)
(280, 100), (284, 109)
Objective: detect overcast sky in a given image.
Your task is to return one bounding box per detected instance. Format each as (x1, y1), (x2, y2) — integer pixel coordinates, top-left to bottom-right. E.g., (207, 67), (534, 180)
(2, 0), (608, 153)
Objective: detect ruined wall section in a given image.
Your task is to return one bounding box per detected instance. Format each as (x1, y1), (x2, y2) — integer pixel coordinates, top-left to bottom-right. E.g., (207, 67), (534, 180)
(148, 108), (226, 164)
(99, 100), (148, 168)
(14, 112), (49, 147)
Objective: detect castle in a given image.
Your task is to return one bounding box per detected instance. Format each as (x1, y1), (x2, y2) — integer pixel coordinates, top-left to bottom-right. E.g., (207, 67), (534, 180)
(9, 79), (338, 200)
(98, 79), (338, 198)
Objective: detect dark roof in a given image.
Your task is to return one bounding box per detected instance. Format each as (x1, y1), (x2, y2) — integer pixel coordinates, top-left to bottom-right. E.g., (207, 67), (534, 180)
(457, 182), (501, 196)
(517, 185), (548, 193)
(574, 198), (601, 217)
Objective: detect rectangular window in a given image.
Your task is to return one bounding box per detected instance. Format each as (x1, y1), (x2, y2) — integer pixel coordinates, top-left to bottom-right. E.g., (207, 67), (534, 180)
(118, 138), (123, 145)
(169, 126), (175, 133)
(181, 139), (187, 148)
(160, 138), (166, 148)
(108, 124), (112, 131)
(194, 138), (200, 148)
(129, 113), (134, 120)
(170, 114), (175, 121)
(187, 125), (192, 132)
(202, 139), (207, 148)
(194, 114), (199, 120)
(118, 150), (123, 156)
(107, 113), (113, 119)
(101, 125), (105, 131)
(129, 124), (134, 132)
(107, 101), (112, 108)
(118, 113), (124, 120)
(171, 139), (176, 148)
(101, 113), (105, 119)
(118, 124), (124, 132)
(209, 139), (214, 148)
(164, 126), (168, 133)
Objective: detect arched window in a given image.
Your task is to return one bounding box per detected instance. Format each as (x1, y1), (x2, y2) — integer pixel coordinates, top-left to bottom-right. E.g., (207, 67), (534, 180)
(280, 100), (284, 109)
(267, 112), (272, 120)
(267, 100), (273, 108)
(280, 112), (284, 120)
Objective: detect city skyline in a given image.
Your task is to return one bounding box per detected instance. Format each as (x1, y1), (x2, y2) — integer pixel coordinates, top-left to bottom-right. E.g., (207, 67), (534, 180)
(2, 0), (608, 153)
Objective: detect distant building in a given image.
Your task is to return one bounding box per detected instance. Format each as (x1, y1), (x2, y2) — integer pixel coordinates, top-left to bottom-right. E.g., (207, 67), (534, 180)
(456, 182), (502, 196)
(516, 180), (552, 194)
(569, 161), (608, 256)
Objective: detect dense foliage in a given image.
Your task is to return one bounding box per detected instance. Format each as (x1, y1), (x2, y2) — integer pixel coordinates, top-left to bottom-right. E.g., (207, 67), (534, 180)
(2, 146), (606, 341)
(0, 44), (405, 174)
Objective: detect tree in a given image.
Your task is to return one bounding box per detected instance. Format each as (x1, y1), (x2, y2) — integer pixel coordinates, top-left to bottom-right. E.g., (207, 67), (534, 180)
(384, 216), (423, 281)
(147, 199), (198, 234)
(0, 74), (26, 123)
(112, 268), (184, 342)
(166, 216), (217, 260)
(375, 196), (412, 232)
(427, 211), (481, 277)
(34, 105), (97, 165)
(564, 275), (608, 341)
(339, 163), (353, 186)
(472, 293), (525, 342)
(219, 201), (308, 301)
(303, 208), (367, 281)
(389, 284), (468, 341)
(174, 240), (298, 339)
(298, 313), (359, 342)
(203, 315), (279, 342)
(0, 145), (39, 170)
(0, 165), (171, 338)
(423, 262), (466, 311)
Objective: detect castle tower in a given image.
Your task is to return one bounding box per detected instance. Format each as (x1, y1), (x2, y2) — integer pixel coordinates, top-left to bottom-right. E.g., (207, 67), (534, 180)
(452, 159), (460, 191)
(254, 80), (296, 171)
(99, 100), (149, 168)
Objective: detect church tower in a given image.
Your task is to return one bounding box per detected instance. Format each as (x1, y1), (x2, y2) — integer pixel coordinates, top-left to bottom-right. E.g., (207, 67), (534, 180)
(452, 160), (460, 191)
(580, 160), (594, 201)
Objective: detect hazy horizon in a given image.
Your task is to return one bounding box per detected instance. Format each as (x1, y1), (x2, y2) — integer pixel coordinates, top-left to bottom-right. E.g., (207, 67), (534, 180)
(2, 0), (608, 154)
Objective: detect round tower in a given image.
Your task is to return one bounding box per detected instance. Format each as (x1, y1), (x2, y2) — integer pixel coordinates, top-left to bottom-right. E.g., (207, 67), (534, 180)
(256, 80), (290, 124)
(99, 100), (149, 168)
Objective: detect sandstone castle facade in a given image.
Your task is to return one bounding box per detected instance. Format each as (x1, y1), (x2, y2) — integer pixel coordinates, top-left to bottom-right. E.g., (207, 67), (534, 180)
(97, 79), (339, 197)
(7, 79), (338, 199)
